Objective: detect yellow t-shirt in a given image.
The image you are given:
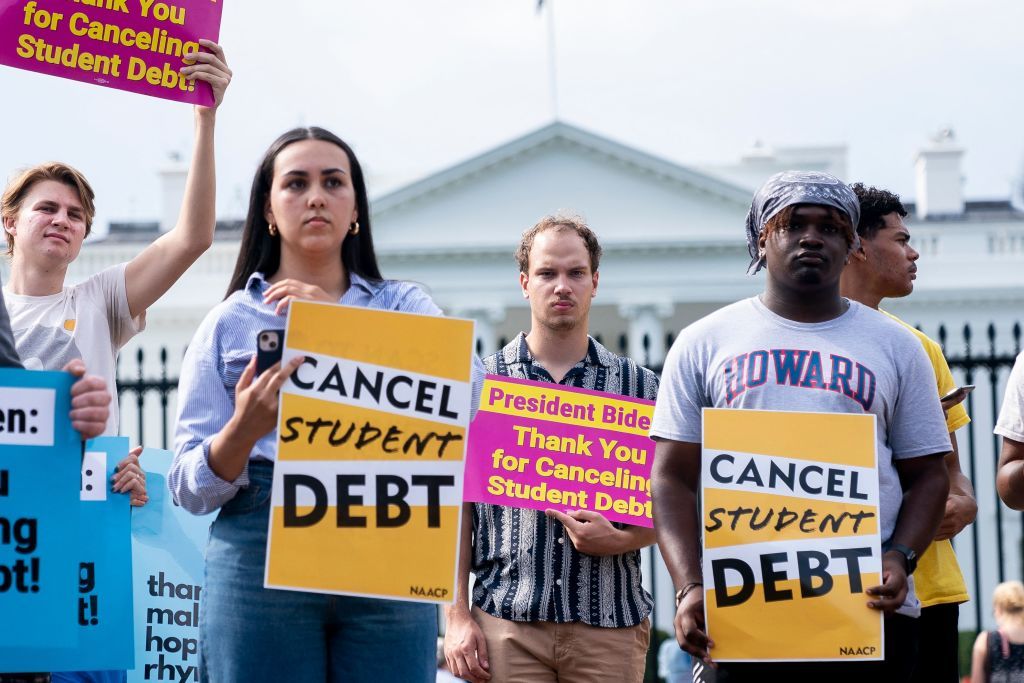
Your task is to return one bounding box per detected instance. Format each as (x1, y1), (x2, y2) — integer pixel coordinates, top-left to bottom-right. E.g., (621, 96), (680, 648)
(883, 310), (970, 607)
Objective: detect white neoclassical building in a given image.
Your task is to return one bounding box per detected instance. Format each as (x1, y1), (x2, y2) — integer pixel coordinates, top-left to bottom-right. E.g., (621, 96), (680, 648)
(7, 121), (1022, 631)
(55, 122), (1023, 371)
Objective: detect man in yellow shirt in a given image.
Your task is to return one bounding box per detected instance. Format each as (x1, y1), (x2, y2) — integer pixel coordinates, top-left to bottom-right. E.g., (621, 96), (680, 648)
(841, 183), (976, 682)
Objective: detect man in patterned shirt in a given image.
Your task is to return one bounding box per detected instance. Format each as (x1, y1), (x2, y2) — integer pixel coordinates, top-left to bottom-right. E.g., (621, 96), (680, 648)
(444, 214), (659, 683)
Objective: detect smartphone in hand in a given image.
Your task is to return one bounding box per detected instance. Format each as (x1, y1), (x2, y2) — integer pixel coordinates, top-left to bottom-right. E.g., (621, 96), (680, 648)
(940, 384), (975, 408)
(256, 329), (285, 375)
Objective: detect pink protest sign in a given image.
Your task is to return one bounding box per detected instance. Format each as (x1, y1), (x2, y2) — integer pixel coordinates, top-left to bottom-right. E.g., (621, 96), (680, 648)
(464, 374), (655, 527)
(0, 0), (222, 105)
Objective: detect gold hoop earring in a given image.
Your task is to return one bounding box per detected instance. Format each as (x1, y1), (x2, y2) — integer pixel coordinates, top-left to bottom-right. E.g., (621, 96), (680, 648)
(268, 223), (278, 236)
(349, 221), (360, 235)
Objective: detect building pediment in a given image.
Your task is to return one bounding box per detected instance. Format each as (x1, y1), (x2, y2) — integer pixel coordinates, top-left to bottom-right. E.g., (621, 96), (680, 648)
(371, 121), (751, 251)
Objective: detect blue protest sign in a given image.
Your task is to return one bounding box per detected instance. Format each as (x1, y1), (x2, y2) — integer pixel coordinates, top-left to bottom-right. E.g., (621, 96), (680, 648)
(0, 367), (80, 665)
(127, 449), (214, 683)
(45, 436), (135, 674)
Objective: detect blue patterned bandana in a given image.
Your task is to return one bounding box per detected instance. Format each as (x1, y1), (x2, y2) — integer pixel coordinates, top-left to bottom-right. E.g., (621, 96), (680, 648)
(745, 171), (861, 274)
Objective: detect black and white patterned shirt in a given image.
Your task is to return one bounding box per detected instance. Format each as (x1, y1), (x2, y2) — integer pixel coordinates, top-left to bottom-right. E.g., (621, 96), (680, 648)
(471, 333), (658, 627)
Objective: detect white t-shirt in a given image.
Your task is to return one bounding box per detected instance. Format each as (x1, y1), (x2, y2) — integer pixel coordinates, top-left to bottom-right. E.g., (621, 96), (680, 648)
(996, 351), (1024, 442)
(3, 263), (145, 435)
(650, 296), (952, 614)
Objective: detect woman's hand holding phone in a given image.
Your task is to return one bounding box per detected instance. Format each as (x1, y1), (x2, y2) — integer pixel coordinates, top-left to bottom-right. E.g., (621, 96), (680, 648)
(233, 354), (305, 439)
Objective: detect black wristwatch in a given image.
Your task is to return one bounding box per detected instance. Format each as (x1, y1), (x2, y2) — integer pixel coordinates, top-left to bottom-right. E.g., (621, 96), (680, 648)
(887, 543), (918, 575)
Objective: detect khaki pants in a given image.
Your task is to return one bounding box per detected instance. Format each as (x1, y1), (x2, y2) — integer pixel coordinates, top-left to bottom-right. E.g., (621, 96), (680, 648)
(473, 606), (650, 683)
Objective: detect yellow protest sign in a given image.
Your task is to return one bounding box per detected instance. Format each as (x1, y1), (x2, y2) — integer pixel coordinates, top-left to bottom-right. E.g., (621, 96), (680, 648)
(264, 301), (475, 603)
(701, 408), (882, 662)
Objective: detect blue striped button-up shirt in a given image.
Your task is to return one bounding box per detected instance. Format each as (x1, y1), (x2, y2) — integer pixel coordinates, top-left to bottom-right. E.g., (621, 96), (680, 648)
(168, 271), (483, 515)
(472, 333), (657, 627)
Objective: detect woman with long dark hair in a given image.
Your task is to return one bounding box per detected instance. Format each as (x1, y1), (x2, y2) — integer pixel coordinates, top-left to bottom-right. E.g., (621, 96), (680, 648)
(168, 127), (474, 682)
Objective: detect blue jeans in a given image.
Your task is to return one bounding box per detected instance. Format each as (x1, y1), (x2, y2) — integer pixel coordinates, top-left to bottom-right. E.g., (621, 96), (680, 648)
(199, 460), (437, 682)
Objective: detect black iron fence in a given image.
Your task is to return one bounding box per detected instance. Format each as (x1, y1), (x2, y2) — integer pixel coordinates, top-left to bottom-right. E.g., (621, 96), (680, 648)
(116, 347), (179, 451)
(117, 321), (1023, 637)
(938, 321), (1022, 631)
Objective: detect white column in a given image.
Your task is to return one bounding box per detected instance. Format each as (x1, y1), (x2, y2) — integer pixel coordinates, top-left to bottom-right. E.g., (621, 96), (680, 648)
(618, 302), (674, 367)
(451, 306), (506, 358)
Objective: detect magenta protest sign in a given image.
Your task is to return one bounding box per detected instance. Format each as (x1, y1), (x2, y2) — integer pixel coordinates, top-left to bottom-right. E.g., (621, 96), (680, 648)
(464, 375), (655, 527)
(0, 0), (222, 105)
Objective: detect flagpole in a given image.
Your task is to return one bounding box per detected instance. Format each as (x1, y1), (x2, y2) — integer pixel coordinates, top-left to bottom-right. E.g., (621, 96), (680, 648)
(542, 0), (559, 120)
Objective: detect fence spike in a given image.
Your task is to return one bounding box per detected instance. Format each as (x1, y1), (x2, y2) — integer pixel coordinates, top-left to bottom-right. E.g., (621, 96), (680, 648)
(134, 347), (145, 445)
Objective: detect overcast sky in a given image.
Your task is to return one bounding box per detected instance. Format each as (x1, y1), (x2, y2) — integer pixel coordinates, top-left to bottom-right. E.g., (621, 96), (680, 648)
(2, 0), (1022, 234)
